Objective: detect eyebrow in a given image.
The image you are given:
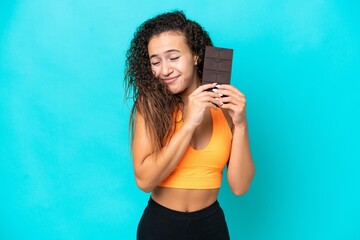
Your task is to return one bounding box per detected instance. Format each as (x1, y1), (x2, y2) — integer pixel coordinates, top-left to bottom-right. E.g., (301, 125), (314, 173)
(149, 49), (181, 59)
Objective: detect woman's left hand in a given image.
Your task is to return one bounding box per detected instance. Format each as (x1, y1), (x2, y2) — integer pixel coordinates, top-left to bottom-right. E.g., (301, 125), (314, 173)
(213, 84), (247, 128)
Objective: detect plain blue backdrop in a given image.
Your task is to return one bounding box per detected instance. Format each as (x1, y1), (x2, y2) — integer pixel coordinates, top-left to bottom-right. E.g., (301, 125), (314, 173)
(1, 0), (359, 239)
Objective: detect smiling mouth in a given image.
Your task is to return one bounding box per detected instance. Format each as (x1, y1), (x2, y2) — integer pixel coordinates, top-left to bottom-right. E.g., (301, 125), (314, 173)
(163, 76), (179, 84)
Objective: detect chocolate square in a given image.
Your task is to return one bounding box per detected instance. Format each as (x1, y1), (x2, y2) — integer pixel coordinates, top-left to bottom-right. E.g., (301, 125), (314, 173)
(202, 46), (233, 85)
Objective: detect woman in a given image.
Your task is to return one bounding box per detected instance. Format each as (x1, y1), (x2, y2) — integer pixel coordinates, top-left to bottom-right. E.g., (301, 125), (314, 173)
(124, 10), (255, 240)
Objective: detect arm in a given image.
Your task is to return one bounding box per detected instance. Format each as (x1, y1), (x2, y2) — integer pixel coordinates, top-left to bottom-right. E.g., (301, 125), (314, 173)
(132, 84), (220, 192)
(132, 111), (195, 192)
(227, 119), (255, 196)
(215, 84), (255, 196)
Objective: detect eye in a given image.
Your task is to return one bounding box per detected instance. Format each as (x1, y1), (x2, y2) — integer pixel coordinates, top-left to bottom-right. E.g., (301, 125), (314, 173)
(170, 56), (180, 61)
(151, 61), (160, 66)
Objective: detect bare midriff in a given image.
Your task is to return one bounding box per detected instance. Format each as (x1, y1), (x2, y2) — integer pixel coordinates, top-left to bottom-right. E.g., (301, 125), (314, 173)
(151, 186), (219, 212)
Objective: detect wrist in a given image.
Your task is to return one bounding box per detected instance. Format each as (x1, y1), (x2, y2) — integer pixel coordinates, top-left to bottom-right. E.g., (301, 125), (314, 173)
(233, 120), (248, 131)
(181, 120), (197, 133)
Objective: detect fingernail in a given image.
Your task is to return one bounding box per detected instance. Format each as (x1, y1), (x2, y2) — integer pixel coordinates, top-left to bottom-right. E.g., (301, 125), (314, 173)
(215, 98), (224, 105)
(212, 88), (218, 92)
(216, 84), (221, 88)
(212, 82), (217, 85)
(218, 93), (223, 97)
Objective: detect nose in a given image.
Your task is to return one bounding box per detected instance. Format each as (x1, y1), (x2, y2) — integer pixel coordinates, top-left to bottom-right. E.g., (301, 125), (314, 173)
(161, 61), (173, 76)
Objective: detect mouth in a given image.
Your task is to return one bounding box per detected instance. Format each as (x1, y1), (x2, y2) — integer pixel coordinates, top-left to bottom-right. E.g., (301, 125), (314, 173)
(163, 76), (179, 84)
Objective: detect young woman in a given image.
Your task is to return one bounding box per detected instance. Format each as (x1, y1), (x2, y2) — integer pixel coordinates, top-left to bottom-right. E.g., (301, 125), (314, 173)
(124, 11), (255, 240)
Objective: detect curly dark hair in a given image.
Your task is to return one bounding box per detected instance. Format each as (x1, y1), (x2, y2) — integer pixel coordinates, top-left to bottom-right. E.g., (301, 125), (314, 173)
(124, 10), (213, 151)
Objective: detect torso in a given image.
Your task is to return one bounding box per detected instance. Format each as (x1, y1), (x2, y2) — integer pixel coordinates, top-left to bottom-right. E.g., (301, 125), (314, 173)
(151, 108), (233, 212)
(151, 187), (219, 212)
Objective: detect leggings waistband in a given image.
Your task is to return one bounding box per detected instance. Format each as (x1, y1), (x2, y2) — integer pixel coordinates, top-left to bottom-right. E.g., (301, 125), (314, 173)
(147, 197), (221, 221)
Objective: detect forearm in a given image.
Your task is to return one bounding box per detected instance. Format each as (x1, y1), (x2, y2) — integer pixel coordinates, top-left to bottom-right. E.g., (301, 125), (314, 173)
(134, 122), (195, 192)
(227, 121), (255, 196)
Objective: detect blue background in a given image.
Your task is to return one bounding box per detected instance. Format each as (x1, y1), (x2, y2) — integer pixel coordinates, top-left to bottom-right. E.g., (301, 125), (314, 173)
(1, 1), (359, 239)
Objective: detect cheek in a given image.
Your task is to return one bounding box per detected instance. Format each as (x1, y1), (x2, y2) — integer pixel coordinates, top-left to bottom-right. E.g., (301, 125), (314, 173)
(183, 62), (195, 75)
(151, 67), (159, 77)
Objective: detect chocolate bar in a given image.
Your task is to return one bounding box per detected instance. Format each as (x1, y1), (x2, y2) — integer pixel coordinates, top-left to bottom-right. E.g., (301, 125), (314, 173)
(202, 46), (233, 85)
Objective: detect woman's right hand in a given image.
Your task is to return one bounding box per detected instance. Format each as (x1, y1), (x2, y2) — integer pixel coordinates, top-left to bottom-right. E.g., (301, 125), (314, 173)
(184, 83), (222, 128)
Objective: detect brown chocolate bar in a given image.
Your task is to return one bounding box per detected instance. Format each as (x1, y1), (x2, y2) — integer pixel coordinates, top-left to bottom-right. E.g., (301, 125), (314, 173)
(202, 46), (233, 85)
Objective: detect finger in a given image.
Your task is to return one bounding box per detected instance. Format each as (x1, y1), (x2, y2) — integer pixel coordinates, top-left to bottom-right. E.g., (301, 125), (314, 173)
(219, 103), (235, 111)
(220, 102), (243, 111)
(215, 89), (245, 100)
(201, 101), (220, 110)
(192, 90), (221, 100)
(213, 89), (245, 103)
(189, 93), (220, 108)
(216, 84), (245, 97)
(214, 97), (224, 107)
(219, 95), (245, 105)
(192, 83), (218, 95)
(221, 103), (246, 116)
(198, 95), (223, 107)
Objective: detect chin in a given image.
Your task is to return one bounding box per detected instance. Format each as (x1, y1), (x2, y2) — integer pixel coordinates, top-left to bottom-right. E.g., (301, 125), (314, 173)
(168, 89), (180, 94)
(167, 85), (182, 94)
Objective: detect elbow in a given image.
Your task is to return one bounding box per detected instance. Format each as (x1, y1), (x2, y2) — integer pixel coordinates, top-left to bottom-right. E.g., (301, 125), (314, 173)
(232, 186), (250, 196)
(231, 170), (255, 196)
(135, 178), (156, 193)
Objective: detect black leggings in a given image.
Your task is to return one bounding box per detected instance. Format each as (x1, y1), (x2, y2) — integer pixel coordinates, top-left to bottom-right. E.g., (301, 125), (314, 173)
(137, 197), (230, 240)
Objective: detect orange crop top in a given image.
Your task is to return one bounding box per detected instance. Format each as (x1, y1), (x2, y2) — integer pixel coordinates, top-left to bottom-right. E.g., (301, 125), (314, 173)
(158, 108), (233, 189)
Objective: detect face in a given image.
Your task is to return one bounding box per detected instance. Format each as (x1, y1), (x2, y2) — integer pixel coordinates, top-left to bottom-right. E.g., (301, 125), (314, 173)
(148, 31), (199, 96)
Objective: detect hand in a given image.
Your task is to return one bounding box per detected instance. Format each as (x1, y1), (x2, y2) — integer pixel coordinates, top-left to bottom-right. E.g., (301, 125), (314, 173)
(213, 84), (247, 127)
(184, 83), (221, 128)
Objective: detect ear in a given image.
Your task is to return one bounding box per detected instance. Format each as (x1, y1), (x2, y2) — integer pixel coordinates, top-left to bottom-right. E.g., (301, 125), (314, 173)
(194, 55), (199, 65)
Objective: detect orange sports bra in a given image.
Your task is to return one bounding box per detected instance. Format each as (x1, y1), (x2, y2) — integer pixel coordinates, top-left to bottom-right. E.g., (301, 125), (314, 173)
(158, 108), (233, 189)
